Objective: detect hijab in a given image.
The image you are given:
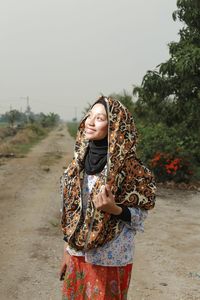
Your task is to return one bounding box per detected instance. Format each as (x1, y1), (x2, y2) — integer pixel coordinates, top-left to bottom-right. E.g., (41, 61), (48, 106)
(84, 98), (108, 175)
(61, 96), (156, 250)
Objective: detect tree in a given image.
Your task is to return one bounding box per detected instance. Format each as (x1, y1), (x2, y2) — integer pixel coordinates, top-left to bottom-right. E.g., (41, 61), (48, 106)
(5, 110), (22, 128)
(133, 0), (200, 129)
(38, 112), (60, 127)
(132, 0), (200, 166)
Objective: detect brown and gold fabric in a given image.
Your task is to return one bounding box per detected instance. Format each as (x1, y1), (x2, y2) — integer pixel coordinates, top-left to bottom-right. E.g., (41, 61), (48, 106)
(61, 96), (156, 250)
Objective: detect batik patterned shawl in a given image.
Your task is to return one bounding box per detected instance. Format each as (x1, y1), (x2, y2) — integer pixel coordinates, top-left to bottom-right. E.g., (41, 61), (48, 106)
(61, 96), (156, 250)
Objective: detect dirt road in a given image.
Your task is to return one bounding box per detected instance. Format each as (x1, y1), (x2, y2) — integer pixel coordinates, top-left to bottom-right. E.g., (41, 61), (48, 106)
(0, 125), (199, 300)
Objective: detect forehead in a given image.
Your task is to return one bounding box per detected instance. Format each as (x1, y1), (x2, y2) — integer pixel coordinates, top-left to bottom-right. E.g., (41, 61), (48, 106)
(90, 103), (107, 115)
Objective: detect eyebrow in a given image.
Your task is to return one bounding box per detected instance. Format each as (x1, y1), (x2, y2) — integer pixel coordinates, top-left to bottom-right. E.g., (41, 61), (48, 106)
(89, 111), (107, 117)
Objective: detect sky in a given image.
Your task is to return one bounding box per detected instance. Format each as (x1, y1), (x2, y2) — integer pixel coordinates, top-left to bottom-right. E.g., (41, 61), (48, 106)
(0, 0), (181, 120)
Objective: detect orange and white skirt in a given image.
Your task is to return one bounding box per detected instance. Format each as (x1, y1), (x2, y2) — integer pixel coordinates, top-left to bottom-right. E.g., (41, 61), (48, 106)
(62, 255), (132, 300)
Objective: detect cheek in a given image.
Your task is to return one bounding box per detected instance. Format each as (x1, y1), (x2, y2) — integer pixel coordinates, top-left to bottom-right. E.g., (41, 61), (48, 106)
(97, 123), (108, 136)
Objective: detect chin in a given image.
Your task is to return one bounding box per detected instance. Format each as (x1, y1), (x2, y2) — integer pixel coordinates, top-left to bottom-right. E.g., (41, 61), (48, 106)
(85, 134), (95, 140)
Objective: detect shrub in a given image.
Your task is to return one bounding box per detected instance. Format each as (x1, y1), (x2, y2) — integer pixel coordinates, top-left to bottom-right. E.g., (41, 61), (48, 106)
(136, 122), (198, 182)
(10, 129), (37, 145)
(67, 122), (78, 138)
(0, 142), (13, 154)
(27, 124), (46, 136)
(150, 152), (193, 183)
(136, 123), (182, 162)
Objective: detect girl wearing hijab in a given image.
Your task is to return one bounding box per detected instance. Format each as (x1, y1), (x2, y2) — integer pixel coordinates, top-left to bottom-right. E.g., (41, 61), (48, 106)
(60, 96), (156, 300)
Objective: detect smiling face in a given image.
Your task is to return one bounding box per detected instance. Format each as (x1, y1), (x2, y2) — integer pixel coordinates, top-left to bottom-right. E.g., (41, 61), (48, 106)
(85, 103), (108, 141)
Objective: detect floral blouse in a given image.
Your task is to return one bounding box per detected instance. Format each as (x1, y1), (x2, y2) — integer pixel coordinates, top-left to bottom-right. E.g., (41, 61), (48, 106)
(65, 171), (148, 267)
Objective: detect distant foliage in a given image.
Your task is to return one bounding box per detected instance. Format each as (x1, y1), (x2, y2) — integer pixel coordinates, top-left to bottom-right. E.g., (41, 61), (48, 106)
(0, 110), (60, 128)
(36, 112), (60, 127)
(0, 109), (60, 156)
(4, 110), (23, 128)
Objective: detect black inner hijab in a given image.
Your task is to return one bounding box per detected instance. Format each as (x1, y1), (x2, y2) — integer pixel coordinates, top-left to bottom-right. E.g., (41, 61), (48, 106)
(84, 98), (108, 175)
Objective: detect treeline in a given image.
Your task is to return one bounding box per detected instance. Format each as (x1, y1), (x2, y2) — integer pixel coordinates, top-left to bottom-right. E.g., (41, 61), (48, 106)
(0, 109), (60, 157)
(0, 109), (60, 128)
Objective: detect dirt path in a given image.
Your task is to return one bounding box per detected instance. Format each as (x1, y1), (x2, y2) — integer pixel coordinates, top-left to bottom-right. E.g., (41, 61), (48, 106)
(0, 125), (199, 300)
(0, 124), (74, 300)
(130, 188), (200, 300)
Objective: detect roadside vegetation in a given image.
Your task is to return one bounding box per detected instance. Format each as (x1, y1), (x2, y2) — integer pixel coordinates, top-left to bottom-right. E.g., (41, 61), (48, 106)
(66, 122), (78, 139)
(67, 1), (200, 184)
(131, 0), (200, 184)
(0, 110), (60, 159)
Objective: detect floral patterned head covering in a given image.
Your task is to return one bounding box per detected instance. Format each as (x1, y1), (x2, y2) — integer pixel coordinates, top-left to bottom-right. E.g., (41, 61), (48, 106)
(61, 96), (156, 250)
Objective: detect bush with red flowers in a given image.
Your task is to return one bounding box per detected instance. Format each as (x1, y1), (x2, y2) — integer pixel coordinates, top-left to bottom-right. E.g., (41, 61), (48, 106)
(150, 152), (193, 183)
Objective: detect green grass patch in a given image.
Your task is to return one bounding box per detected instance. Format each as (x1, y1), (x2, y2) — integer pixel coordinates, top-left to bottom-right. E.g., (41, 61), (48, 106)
(67, 122), (78, 138)
(0, 124), (51, 156)
(13, 134), (47, 155)
(0, 122), (9, 128)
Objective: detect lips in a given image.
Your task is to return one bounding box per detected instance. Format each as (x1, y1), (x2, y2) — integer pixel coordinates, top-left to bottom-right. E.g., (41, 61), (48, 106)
(85, 128), (96, 134)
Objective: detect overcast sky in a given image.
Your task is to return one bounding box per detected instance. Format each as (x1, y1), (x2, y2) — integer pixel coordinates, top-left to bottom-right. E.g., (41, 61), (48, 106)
(0, 0), (181, 120)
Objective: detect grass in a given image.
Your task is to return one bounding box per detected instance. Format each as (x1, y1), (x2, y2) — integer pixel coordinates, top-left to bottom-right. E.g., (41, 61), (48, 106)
(67, 122), (78, 138)
(13, 135), (47, 155)
(0, 123), (64, 166)
(0, 124), (50, 156)
(0, 122), (9, 128)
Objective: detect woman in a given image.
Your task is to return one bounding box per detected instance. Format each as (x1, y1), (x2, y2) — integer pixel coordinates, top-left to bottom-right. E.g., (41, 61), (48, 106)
(60, 96), (156, 300)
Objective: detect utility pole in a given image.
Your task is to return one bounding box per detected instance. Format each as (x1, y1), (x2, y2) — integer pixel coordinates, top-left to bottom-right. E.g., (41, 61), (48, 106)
(26, 96), (31, 121)
(21, 96), (31, 123)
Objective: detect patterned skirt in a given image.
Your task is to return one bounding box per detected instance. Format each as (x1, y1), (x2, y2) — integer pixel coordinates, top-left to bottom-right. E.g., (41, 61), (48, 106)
(62, 256), (132, 300)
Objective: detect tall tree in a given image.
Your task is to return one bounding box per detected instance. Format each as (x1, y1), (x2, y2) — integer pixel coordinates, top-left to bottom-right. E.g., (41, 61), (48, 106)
(133, 0), (200, 129)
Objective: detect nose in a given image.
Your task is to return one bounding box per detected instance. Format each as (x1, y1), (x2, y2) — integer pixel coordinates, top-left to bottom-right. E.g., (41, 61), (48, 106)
(87, 116), (95, 126)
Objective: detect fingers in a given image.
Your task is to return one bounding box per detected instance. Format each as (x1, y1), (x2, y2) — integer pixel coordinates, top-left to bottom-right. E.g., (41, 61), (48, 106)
(105, 184), (112, 197)
(60, 269), (66, 281)
(93, 187), (106, 208)
(94, 193), (104, 209)
(59, 263), (67, 281)
(102, 185), (115, 202)
(93, 185), (114, 210)
(100, 186), (108, 200)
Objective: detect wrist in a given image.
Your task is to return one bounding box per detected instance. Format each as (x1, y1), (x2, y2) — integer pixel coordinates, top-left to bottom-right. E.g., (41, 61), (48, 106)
(112, 205), (123, 216)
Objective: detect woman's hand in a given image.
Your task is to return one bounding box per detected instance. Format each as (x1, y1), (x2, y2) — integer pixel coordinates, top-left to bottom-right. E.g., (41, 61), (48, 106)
(93, 184), (122, 215)
(59, 257), (67, 281)
(59, 245), (70, 281)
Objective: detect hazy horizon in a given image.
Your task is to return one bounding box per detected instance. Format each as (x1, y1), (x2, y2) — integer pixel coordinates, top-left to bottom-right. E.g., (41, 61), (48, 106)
(0, 0), (181, 120)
